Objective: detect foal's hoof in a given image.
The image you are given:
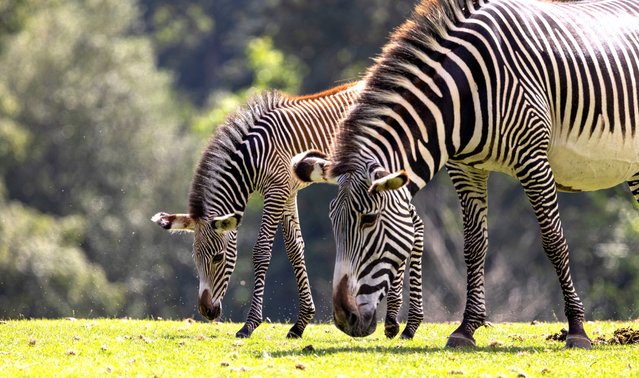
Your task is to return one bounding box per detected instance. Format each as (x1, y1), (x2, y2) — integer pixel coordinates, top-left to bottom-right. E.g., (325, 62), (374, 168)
(384, 322), (400, 339)
(286, 329), (303, 339)
(399, 328), (415, 340)
(566, 335), (592, 349)
(445, 333), (477, 348)
(235, 325), (253, 338)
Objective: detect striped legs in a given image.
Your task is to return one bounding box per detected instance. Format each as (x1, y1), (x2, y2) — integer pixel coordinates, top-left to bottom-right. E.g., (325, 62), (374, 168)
(445, 163), (489, 348)
(403, 206), (425, 338)
(383, 205), (424, 339)
(384, 255), (406, 338)
(236, 194), (283, 338)
(517, 155), (590, 348)
(282, 195), (315, 338)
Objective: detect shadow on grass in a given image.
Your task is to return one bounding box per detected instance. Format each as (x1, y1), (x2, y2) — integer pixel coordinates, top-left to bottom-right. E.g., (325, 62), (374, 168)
(269, 344), (553, 358)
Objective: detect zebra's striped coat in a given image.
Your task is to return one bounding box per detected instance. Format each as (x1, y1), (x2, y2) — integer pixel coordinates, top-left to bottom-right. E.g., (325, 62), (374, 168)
(296, 0), (639, 348)
(153, 83), (425, 339)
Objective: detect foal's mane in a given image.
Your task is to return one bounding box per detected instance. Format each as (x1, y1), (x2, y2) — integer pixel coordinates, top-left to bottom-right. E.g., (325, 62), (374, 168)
(189, 90), (286, 220)
(330, 0), (478, 176)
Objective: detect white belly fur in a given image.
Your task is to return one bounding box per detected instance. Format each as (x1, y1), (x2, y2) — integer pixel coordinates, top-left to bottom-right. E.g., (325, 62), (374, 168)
(548, 130), (639, 192)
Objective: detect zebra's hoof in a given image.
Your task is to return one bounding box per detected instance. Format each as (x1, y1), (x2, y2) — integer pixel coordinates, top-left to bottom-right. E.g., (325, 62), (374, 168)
(566, 334), (592, 349)
(384, 322), (400, 339)
(399, 329), (415, 339)
(235, 325), (253, 338)
(445, 333), (476, 348)
(286, 330), (303, 339)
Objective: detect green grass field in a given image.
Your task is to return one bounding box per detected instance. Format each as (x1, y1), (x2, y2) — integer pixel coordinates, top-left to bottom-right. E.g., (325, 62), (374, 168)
(1, 319), (637, 377)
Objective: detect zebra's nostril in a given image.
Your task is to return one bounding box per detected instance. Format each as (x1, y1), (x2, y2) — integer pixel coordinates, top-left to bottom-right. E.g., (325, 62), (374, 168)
(348, 311), (358, 326)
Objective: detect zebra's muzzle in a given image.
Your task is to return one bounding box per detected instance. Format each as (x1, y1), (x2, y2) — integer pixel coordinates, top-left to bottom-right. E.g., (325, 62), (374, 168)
(198, 289), (221, 321)
(332, 275), (377, 337)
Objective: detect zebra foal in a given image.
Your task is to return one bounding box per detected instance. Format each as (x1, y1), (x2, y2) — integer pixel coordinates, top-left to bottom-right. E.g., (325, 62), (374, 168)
(294, 0), (639, 349)
(152, 83), (425, 339)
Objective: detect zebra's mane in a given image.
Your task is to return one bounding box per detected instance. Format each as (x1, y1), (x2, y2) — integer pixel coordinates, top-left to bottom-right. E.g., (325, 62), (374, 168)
(330, 0), (480, 176)
(189, 90), (286, 220)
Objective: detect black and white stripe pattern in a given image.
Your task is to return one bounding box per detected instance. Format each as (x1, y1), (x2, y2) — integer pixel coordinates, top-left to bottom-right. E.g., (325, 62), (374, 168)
(327, 0), (639, 348)
(188, 83), (424, 338)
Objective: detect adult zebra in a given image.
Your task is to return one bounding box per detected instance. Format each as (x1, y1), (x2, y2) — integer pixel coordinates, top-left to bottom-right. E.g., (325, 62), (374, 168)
(293, 0), (639, 349)
(152, 83), (425, 339)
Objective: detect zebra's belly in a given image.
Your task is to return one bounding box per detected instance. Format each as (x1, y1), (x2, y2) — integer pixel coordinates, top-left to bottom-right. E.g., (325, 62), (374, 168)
(547, 137), (639, 192)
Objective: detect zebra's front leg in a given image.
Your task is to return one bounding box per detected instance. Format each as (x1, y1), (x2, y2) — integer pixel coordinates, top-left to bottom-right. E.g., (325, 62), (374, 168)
(384, 205), (425, 339)
(281, 195), (315, 338)
(400, 206), (424, 339)
(445, 163), (489, 348)
(235, 198), (283, 338)
(518, 156), (590, 349)
(384, 259), (405, 339)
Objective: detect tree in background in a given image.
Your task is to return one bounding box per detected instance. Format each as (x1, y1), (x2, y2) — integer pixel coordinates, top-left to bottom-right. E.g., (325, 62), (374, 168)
(0, 0), (637, 323)
(0, 0), (196, 318)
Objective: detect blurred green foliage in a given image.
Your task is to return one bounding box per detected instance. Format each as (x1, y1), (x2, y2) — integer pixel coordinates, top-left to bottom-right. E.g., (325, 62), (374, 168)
(192, 36), (305, 136)
(0, 0), (637, 324)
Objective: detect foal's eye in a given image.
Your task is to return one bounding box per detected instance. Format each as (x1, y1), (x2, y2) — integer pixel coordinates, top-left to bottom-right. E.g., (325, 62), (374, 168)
(211, 254), (224, 263)
(360, 213), (378, 228)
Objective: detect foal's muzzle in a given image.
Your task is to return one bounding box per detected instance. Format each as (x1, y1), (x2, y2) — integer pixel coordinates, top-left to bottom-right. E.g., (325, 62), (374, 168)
(198, 289), (221, 320)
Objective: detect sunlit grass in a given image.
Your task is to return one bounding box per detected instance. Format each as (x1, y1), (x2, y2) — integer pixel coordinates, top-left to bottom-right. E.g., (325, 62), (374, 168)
(0, 319), (637, 377)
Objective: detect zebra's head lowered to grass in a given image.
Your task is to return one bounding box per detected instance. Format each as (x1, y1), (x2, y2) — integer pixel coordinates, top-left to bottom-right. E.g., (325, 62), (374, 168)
(151, 211), (241, 321)
(292, 151), (416, 337)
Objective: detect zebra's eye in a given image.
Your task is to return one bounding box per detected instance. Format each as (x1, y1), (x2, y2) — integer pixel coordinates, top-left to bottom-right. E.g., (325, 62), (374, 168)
(360, 213), (378, 228)
(211, 253), (224, 263)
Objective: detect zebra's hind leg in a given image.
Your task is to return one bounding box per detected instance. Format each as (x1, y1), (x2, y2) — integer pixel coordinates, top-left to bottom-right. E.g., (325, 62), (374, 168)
(445, 163), (489, 348)
(282, 196), (315, 338)
(628, 173), (639, 204)
(400, 206), (424, 339)
(235, 196), (283, 338)
(517, 156), (591, 349)
(384, 260), (405, 338)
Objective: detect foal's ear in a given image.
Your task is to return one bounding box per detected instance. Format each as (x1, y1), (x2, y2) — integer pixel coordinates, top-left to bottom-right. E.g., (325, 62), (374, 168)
(212, 212), (242, 232)
(368, 169), (410, 193)
(151, 212), (195, 232)
(291, 150), (336, 184)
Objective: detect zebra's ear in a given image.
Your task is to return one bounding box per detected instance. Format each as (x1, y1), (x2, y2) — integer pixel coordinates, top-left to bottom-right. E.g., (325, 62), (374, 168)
(368, 169), (410, 193)
(151, 212), (195, 232)
(291, 150), (336, 184)
(212, 212), (243, 232)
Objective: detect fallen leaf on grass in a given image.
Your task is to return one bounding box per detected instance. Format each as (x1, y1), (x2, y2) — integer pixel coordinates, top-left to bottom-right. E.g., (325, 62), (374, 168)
(295, 363), (306, 370)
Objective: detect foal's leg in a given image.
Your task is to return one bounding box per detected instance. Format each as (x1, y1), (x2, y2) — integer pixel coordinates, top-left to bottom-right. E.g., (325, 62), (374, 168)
(281, 195), (316, 338)
(236, 193), (284, 338)
(445, 163), (489, 348)
(517, 154), (590, 349)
